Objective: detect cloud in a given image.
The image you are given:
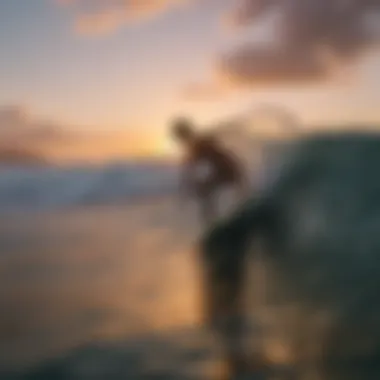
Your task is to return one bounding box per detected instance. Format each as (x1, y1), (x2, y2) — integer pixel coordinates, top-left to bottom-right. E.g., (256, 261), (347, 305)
(57, 0), (194, 35)
(223, 0), (277, 29)
(0, 106), (70, 164)
(0, 106), (163, 163)
(57, 1), (380, 91)
(0, 106), (65, 146)
(216, 44), (336, 87)
(188, 0), (380, 96)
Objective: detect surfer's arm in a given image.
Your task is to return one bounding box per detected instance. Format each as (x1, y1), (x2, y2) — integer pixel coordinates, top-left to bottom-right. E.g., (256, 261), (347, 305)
(179, 157), (195, 197)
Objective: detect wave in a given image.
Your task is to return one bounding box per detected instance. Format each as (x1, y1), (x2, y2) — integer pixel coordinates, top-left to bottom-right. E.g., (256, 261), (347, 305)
(0, 132), (289, 213)
(0, 162), (180, 212)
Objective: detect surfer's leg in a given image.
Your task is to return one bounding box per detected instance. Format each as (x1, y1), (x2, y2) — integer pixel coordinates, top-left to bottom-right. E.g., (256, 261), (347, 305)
(200, 228), (249, 377)
(200, 199), (272, 377)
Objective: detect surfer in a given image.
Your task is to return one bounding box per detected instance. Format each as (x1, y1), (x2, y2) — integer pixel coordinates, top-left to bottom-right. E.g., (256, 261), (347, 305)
(170, 117), (248, 226)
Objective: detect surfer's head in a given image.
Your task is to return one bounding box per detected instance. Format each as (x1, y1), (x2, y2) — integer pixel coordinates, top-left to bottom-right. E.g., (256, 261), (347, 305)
(170, 117), (195, 143)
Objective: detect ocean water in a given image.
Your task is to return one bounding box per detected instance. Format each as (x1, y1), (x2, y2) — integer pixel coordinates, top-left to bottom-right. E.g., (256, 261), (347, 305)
(0, 162), (180, 212)
(0, 145), (289, 379)
(0, 133), (289, 213)
(0, 159), (248, 378)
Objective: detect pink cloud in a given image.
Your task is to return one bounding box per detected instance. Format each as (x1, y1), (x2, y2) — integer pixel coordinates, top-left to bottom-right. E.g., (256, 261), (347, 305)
(58, 0), (195, 35)
(57, 1), (380, 92)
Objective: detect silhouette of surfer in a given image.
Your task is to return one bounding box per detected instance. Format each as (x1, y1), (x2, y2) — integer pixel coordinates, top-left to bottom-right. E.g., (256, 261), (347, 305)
(170, 117), (248, 226)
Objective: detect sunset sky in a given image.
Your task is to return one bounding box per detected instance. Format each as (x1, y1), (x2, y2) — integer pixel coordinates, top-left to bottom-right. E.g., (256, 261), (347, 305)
(1, 0), (380, 161)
